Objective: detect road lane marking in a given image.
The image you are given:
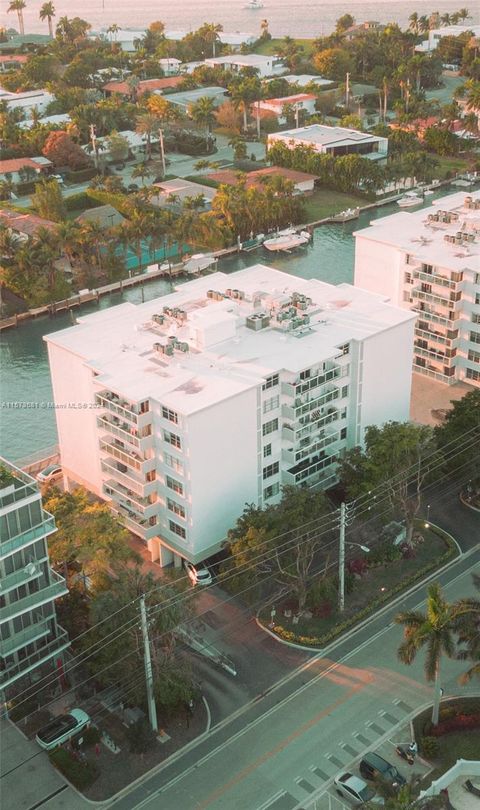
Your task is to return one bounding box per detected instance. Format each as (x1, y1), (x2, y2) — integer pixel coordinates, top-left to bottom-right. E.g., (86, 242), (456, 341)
(310, 766), (330, 781)
(194, 686), (362, 810)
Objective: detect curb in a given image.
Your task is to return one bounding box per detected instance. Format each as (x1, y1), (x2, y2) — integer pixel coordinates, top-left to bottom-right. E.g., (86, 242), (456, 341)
(255, 528), (470, 653)
(459, 492), (480, 513)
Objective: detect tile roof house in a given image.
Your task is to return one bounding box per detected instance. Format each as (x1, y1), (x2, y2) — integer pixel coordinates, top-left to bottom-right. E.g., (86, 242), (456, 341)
(0, 209), (57, 239)
(254, 93), (317, 123)
(0, 156), (52, 183)
(102, 77), (184, 99)
(207, 166), (316, 194)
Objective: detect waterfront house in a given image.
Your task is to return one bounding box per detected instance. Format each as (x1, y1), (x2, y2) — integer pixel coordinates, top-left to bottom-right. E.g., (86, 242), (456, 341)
(207, 166), (316, 194)
(204, 54), (286, 79)
(268, 124), (388, 161)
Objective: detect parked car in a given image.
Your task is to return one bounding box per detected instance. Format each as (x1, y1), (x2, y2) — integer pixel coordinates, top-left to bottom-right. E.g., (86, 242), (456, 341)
(185, 562), (212, 586)
(334, 772), (383, 805)
(50, 174), (64, 184)
(359, 752), (406, 787)
(35, 709), (90, 750)
(36, 464), (62, 484)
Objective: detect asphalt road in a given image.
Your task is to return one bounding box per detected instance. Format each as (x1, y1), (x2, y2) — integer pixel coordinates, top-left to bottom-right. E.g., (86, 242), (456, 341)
(109, 547), (478, 810)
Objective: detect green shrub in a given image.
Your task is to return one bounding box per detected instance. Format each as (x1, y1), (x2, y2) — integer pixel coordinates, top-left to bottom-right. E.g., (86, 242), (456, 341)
(64, 192), (100, 212)
(65, 167), (97, 183)
(49, 748), (98, 790)
(421, 736), (440, 758)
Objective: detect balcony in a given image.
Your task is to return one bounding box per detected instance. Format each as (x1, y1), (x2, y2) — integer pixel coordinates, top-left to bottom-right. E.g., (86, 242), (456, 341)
(0, 616), (52, 657)
(412, 269), (461, 290)
(282, 366), (342, 399)
(0, 560), (43, 597)
(283, 453), (337, 486)
(0, 570), (68, 626)
(95, 392), (151, 429)
(99, 439), (156, 475)
(0, 515), (56, 561)
(100, 460), (157, 497)
(412, 288), (452, 309)
(0, 626), (70, 690)
(412, 307), (454, 328)
(115, 511), (160, 541)
(103, 480), (158, 518)
(282, 408), (340, 442)
(415, 327), (450, 346)
(414, 345), (455, 363)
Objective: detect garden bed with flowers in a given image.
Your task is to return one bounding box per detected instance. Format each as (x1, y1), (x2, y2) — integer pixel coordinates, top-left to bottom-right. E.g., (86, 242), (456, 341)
(259, 524), (457, 648)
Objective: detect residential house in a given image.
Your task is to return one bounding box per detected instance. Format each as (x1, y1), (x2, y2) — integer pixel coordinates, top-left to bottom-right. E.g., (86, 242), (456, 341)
(268, 124), (388, 160)
(0, 88), (55, 119)
(204, 54), (286, 79)
(0, 157), (53, 184)
(207, 166), (316, 194)
(102, 76), (184, 100)
(254, 93), (317, 124)
(160, 86), (228, 115)
(151, 178), (217, 210)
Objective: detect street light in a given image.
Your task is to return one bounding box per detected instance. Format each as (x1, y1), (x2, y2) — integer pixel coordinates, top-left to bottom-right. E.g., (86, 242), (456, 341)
(338, 501), (370, 613)
(424, 503), (431, 528)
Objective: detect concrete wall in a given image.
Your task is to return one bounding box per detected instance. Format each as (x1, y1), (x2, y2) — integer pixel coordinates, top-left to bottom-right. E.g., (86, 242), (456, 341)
(354, 235), (405, 306)
(185, 387), (260, 561)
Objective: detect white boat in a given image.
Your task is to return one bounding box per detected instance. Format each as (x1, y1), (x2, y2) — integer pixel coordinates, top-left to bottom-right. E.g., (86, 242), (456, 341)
(397, 192), (423, 208)
(244, 0), (264, 8)
(331, 207), (360, 222)
(263, 228), (310, 252)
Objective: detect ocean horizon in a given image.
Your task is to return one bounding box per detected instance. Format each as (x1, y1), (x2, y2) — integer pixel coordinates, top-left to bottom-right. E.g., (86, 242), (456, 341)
(2, 0), (479, 40)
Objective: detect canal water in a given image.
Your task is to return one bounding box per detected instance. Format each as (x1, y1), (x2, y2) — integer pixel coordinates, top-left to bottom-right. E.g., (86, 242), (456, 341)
(0, 188), (453, 462)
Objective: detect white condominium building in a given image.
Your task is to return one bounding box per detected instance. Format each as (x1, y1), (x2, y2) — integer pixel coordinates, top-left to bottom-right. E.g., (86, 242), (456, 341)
(45, 265), (415, 567)
(354, 192), (480, 387)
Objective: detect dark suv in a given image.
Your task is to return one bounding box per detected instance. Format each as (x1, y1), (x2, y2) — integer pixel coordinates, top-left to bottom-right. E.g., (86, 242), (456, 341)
(359, 752), (406, 786)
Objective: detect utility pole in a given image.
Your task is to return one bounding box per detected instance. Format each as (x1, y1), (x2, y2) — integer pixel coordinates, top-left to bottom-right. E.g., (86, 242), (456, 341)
(295, 103), (299, 129)
(140, 595), (158, 732)
(345, 72), (350, 110)
(338, 502), (346, 613)
(89, 124), (98, 171)
(158, 129), (166, 178)
(256, 100), (261, 139)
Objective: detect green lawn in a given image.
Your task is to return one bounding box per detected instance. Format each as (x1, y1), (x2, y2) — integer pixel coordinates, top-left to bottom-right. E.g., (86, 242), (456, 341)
(303, 188), (368, 222)
(253, 37), (315, 57)
(432, 155), (470, 179)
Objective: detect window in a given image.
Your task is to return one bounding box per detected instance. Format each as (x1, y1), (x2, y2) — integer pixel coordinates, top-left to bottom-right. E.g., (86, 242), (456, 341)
(262, 418), (278, 436)
(470, 331), (480, 345)
(405, 254), (412, 265)
(169, 520), (186, 539)
(466, 367), (480, 381)
(468, 349), (480, 364)
(300, 369), (311, 380)
(263, 443), (272, 458)
(164, 452), (183, 474)
(263, 461), (279, 480)
(264, 482), (280, 500)
(262, 373), (279, 390)
(263, 395), (279, 413)
(341, 385), (349, 398)
(403, 291), (412, 303)
(338, 343), (349, 355)
(404, 272), (412, 284)
(340, 427), (347, 440)
(475, 293), (480, 305)
(162, 406), (178, 424)
(166, 476), (183, 495)
(472, 313), (480, 325)
(164, 431), (181, 449)
(167, 498), (185, 518)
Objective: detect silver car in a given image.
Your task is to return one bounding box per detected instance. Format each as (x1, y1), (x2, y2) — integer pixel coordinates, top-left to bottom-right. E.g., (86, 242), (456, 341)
(334, 772), (383, 805)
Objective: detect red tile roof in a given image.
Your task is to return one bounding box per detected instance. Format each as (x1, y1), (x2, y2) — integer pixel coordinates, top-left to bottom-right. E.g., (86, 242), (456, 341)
(0, 54), (28, 63)
(0, 209), (57, 237)
(208, 166), (316, 188)
(0, 157), (51, 174)
(103, 77), (184, 95)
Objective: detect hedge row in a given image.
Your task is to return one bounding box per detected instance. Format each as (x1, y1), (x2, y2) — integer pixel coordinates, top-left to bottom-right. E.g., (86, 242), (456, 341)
(269, 534), (457, 648)
(430, 713), (480, 736)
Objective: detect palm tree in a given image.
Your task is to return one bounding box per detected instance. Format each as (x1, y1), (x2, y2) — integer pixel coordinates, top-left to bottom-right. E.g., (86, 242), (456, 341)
(260, 19), (269, 39)
(189, 96), (216, 135)
(408, 13), (420, 35)
(394, 583), (457, 726)
(458, 8), (469, 23)
(135, 113), (159, 161)
(131, 162), (152, 185)
(8, 0), (26, 36)
(199, 22), (223, 57)
(454, 574), (480, 685)
(39, 2), (55, 37)
(440, 13), (451, 27)
(465, 79), (480, 112)
(418, 16), (430, 34)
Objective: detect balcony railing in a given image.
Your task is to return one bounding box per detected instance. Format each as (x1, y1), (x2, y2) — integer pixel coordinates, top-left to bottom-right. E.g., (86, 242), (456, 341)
(415, 328), (450, 346)
(115, 512), (160, 541)
(0, 561), (43, 597)
(413, 365), (456, 384)
(95, 393), (151, 428)
(0, 515), (56, 560)
(0, 627), (70, 689)
(0, 617), (52, 658)
(0, 570), (68, 625)
(100, 460), (156, 497)
(412, 289), (452, 308)
(412, 308), (454, 328)
(412, 269), (460, 289)
(283, 454), (337, 485)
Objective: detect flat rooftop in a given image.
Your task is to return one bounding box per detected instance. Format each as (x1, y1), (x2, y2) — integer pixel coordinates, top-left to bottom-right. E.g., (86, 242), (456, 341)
(271, 124), (383, 146)
(354, 190), (480, 272)
(45, 265), (415, 415)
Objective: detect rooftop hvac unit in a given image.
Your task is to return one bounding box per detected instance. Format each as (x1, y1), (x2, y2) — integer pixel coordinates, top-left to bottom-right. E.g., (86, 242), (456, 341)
(164, 344), (174, 356)
(168, 335), (178, 345)
(246, 313), (270, 331)
(152, 314), (165, 325)
(225, 288), (233, 297)
(207, 289), (216, 299)
(176, 309), (187, 322)
(214, 292), (224, 301)
(153, 342), (162, 352)
(177, 342), (189, 352)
